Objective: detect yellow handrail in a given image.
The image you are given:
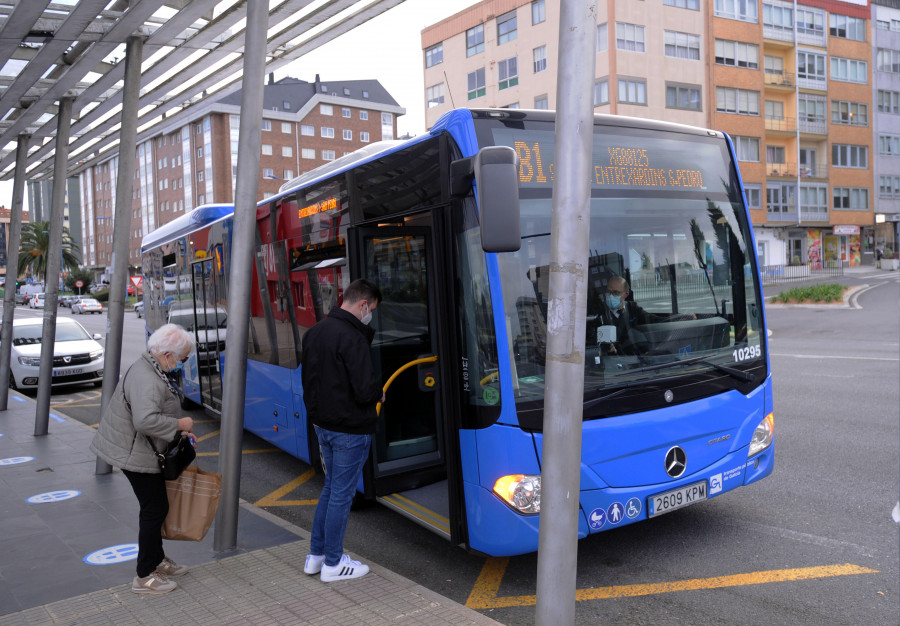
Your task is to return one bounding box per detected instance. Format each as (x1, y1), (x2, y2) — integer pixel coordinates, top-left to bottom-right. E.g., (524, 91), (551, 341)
(376, 355), (438, 415)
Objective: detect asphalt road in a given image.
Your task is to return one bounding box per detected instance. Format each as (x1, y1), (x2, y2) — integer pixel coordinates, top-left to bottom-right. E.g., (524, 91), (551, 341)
(31, 272), (900, 625)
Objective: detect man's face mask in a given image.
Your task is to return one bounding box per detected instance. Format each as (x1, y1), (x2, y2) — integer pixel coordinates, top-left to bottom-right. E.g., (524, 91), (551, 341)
(360, 302), (373, 326)
(605, 294), (621, 310)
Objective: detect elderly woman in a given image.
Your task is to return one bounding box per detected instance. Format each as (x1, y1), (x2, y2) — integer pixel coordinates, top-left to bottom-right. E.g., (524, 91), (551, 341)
(91, 323), (197, 594)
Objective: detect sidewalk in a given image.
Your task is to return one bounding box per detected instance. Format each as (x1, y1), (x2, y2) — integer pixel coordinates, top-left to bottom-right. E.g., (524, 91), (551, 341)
(0, 394), (499, 625)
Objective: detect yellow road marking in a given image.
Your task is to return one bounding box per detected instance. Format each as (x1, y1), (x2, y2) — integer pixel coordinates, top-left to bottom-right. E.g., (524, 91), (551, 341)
(465, 559), (878, 609)
(254, 468), (319, 507)
(196, 429), (219, 443)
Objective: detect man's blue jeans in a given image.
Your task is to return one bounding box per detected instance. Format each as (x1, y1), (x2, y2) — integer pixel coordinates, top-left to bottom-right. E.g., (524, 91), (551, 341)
(310, 426), (372, 566)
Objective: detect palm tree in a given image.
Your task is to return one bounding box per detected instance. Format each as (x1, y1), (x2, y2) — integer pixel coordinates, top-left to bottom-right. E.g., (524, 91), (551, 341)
(17, 221), (81, 286)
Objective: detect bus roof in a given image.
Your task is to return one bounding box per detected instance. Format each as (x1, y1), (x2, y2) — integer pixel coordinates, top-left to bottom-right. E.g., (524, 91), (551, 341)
(141, 203), (232, 253)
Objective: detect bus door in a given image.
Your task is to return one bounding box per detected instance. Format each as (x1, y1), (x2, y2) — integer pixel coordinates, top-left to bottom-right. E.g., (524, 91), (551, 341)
(350, 225), (453, 540)
(191, 258), (224, 413)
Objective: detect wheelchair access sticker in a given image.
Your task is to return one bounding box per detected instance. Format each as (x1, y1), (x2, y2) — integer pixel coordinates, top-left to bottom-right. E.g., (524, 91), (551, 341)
(83, 544), (139, 565)
(27, 490), (81, 504)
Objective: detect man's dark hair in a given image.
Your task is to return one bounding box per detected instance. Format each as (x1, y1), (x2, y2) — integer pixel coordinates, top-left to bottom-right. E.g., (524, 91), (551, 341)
(343, 278), (382, 305)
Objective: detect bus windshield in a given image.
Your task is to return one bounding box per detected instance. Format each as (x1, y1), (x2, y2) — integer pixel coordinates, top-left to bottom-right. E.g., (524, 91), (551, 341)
(487, 120), (765, 419)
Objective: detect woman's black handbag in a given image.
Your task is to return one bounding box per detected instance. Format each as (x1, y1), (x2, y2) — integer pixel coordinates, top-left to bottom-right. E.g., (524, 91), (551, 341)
(147, 433), (196, 480)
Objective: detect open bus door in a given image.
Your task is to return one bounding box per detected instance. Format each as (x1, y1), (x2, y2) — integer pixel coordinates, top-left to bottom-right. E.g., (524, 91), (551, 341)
(349, 224), (459, 543)
(191, 258), (224, 414)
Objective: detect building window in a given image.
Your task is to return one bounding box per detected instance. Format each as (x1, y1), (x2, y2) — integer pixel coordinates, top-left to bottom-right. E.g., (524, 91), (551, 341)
(765, 100), (784, 120)
(744, 183), (762, 208)
(664, 0), (699, 8)
(879, 134), (900, 155)
(281, 122), (291, 133)
(618, 78), (647, 104)
(197, 147), (203, 158)
(425, 43), (443, 67)
(321, 127), (334, 138)
(666, 83), (701, 110)
(664, 31), (700, 60)
(878, 90), (900, 114)
(533, 46), (547, 73)
(342, 88), (350, 96)
(498, 57), (518, 90)
(284, 170), (294, 179)
(716, 87), (759, 115)
(880, 176), (900, 198)
(800, 185), (828, 216)
(498, 10), (517, 45)
(282, 146), (293, 157)
(831, 101), (868, 126)
(833, 187), (868, 210)
(197, 170), (204, 182)
(715, 39), (758, 68)
(829, 14), (865, 41)
(342, 108), (351, 118)
(797, 51), (826, 82)
(830, 57), (867, 84)
(535, 95), (549, 109)
(322, 150), (336, 161)
(467, 24), (485, 56)
(467, 68), (486, 100)
(284, 101), (292, 110)
(261, 120), (271, 132)
(762, 4), (793, 34)
(343, 129), (353, 141)
(616, 22), (645, 52)
(426, 83), (445, 108)
(797, 8), (825, 37)
(263, 168), (274, 178)
(799, 94), (826, 123)
(714, 0), (758, 22)
(360, 131), (370, 143)
(877, 48), (900, 74)
(302, 148), (316, 159)
(832, 144), (868, 168)
(766, 183), (795, 216)
(594, 79), (609, 106)
(320, 104), (333, 115)
(597, 23), (608, 52)
(301, 124), (314, 136)
(262, 144), (273, 155)
(532, 0), (546, 25)
(766, 145), (786, 164)
(362, 90), (369, 98)
(360, 110), (369, 120)
(764, 55), (784, 75)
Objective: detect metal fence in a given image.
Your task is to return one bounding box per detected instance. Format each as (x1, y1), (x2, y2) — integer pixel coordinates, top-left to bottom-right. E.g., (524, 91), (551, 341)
(759, 261), (844, 285)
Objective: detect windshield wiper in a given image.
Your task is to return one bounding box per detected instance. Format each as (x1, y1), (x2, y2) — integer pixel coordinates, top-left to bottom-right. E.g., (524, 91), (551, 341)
(637, 354), (755, 382)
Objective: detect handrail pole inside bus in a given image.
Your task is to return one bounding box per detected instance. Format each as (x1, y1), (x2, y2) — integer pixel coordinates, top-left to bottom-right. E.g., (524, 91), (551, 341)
(535, 0), (597, 623)
(96, 35), (144, 475)
(213, 0), (269, 553)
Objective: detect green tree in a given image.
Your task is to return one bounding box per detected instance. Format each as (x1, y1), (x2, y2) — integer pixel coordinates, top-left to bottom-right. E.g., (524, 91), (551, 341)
(64, 267), (94, 295)
(17, 221), (80, 286)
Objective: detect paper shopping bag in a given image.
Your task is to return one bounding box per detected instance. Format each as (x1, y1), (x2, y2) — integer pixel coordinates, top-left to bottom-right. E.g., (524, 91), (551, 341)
(161, 466), (222, 541)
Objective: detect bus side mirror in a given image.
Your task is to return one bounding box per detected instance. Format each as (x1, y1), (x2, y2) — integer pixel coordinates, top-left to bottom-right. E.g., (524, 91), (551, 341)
(475, 146), (521, 253)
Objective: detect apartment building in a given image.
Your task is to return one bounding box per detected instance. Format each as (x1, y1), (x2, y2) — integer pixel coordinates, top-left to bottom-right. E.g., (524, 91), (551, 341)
(873, 0), (900, 255)
(75, 75), (404, 281)
(422, 0), (878, 267)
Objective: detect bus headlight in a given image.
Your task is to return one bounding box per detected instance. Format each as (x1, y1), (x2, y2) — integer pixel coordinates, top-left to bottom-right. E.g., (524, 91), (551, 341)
(748, 412), (774, 458)
(493, 474), (541, 514)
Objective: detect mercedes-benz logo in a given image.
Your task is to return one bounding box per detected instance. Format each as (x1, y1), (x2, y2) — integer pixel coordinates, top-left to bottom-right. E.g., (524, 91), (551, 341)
(664, 446), (686, 478)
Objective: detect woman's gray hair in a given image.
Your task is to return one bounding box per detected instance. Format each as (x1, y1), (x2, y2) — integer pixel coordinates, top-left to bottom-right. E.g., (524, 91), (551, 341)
(147, 323), (194, 356)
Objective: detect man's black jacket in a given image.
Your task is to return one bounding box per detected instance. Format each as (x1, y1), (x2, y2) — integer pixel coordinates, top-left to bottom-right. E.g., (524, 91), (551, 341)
(300, 306), (382, 434)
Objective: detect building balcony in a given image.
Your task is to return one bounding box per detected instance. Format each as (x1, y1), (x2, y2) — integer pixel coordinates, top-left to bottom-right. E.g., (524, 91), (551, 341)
(767, 207), (797, 222)
(799, 161), (828, 179)
(799, 118), (827, 135)
(765, 116), (796, 134)
(764, 71), (794, 89)
(763, 25), (795, 44)
(767, 162), (795, 177)
(796, 29), (827, 48)
(766, 161), (829, 179)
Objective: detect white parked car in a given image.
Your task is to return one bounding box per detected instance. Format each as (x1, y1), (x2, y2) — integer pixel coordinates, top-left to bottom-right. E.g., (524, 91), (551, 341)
(7, 317), (104, 391)
(72, 298), (103, 314)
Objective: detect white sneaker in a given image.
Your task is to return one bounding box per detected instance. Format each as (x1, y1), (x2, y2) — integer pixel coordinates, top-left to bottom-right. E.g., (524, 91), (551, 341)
(304, 554), (324, 574)
(320, 554), (369, 582)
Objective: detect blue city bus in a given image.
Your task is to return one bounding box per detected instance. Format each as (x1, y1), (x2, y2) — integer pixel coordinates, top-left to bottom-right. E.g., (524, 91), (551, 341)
(140, 108), (773, 557)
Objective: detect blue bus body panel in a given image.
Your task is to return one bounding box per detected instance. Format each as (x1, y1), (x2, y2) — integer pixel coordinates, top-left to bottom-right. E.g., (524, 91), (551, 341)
(244, 359), (304, 460)
(463, 376), (773, 556)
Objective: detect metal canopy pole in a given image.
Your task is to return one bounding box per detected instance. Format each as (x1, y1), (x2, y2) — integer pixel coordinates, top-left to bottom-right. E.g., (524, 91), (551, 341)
(96, 35), (144, 475)
(0, 134), (31, 410)
(534, 0), (597, 623)
(214, 0), (268, 552)
(34, 97), (73, 436)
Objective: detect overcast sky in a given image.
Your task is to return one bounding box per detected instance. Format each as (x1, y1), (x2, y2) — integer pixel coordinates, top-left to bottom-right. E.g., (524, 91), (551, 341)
(0, 0), (481, 212)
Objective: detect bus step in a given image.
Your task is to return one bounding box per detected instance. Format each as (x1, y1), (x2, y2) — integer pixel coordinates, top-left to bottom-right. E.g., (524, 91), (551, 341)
(377, 492), (450, 540)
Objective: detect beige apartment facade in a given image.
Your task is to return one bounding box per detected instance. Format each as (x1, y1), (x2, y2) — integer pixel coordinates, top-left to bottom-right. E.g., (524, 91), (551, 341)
(423, 0), (877, 267)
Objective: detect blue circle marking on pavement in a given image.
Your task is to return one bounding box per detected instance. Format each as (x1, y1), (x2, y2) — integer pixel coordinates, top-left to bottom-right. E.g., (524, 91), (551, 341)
(49, 413), (65, 423)
(11, 396), (25, 403)
(606, 501), (625, 524)
(587, 507), (606, 530)
(0, 456), (35, 466)
(625, 497), (642, 519)
(84, 544), (139, 565)
(26, 490), (82, 504)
